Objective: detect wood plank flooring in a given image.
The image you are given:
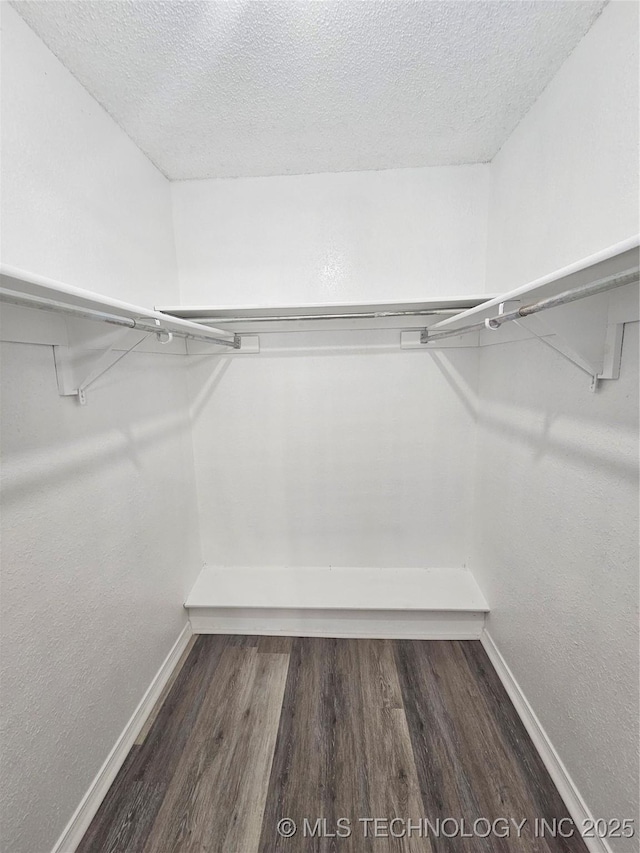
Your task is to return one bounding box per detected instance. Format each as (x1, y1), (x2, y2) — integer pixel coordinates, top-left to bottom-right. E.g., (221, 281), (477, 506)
(78, 637), (588, 853)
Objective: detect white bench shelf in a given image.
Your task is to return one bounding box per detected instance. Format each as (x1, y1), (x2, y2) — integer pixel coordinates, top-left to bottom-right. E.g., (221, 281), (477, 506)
(185, 565), (489, 640)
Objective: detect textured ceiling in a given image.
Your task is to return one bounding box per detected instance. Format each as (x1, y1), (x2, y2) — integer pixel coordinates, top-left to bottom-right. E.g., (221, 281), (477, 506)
(11, 0), (605, 180)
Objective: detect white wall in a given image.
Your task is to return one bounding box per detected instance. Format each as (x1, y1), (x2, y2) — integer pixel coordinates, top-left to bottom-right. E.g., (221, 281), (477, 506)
(188, 336), (479, 569)
(485, 0), (639, 291)
(175, 166), (488, 572)
(475, 3), (640, 847)
(171, 165), (490, 306)
(2, 1), (638, 850)
(0, 7), (201, 853)
(0, 343), (202, 853)
(473, 328), (639, 847)
(0, 4), (179, 307)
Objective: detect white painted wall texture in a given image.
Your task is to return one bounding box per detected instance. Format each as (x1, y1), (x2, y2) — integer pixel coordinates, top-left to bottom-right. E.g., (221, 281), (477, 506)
(485, 0), (639, 291)
(0, 4), (179, 307)
(176, 166), (489, 571)
(175, 166), (489, 575)
(0, 343), (202, 853)
(473, 328), (639, 850)
(1, 1), (638, 851)
(188, 339), (479, 569)
(0, 7), (201, 853)
(474, 3), (640, 847)
(172, 165), (490, 306)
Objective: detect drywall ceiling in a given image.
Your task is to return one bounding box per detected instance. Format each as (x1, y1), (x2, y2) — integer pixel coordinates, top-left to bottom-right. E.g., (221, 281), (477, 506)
(11, 0), (605, 180)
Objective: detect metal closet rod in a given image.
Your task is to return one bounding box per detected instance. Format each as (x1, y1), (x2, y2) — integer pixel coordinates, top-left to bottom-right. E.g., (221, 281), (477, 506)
(191, 308), (461, 323)
(0, 288), (241, 348)
(421, 268), (639, 344)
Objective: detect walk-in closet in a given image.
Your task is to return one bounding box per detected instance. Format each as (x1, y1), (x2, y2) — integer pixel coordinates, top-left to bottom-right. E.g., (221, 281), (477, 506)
(1, 2), (638, 852)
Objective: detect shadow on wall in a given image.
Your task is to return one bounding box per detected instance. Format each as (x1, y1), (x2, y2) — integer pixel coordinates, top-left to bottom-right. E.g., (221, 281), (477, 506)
(1, 349), (195, 504)
(427, 349), (479, 419)
(129, 334), (639, 513)
(475, 403), (637, 481)
(188, 355), (233, 422)
(429, 339), (638, 480)
(8, 349), (628, 508)
(187, 340), (484, 424)
(1, 406), (193, 504)
(187, 346), (416, 426)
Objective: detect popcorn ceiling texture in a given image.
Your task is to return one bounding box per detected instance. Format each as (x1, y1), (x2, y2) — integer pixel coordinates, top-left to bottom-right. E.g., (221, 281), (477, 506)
(11, 0), (605, 180)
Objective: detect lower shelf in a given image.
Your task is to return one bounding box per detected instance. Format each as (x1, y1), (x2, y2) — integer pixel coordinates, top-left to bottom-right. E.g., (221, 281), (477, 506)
(185, 566), (489, 639)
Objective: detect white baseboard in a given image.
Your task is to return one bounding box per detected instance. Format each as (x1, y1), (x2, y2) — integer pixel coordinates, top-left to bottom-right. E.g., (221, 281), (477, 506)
(188, 607), (485, 639)
(50, 622), (193, 853)
(480, 630), (613, 853)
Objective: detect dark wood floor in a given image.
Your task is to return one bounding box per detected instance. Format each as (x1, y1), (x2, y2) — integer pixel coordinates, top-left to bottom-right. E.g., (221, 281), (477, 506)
(78, 636), (587, 853)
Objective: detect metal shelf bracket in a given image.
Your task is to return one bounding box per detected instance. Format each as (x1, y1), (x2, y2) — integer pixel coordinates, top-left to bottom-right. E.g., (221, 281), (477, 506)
(508, 297), (628, 393)
(416, 267), (637, 392)
(54, 328), (153, 405)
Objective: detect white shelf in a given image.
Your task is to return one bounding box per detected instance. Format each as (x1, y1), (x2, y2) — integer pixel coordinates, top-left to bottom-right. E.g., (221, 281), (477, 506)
(0, 264), (234, 342)
(427, 237), (639, 335)
(157, 296), (496, 333)
(185, 566), (489, 638)
(185, 565), (489, 612)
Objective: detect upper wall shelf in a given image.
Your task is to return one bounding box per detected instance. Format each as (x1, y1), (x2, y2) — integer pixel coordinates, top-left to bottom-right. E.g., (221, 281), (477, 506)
(421, 237), (639, 340)
(413, 237), (639, 390)
(0, 264), (241, 405)
(156, 296), (496, 333)
(158, 240), (638, 347)
(0, 265), (239, 347)
(2, 237), (638, 400)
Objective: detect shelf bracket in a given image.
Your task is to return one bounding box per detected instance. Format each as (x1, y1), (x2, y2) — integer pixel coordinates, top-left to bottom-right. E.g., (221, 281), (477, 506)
(499, 297), (603, 384)
(408, 282), (634, 393)
(509, 294), (627, 392)
(54, 328), (151, 405)
(513, 316), (599, 384)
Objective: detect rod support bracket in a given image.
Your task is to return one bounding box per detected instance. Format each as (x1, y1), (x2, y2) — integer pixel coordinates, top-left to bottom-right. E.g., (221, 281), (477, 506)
(54, 329), (150, 405)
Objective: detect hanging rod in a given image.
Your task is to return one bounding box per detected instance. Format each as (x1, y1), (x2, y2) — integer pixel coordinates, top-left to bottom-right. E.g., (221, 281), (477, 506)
(188, 308), (461, 324)
(420, 268), (639, 344)
(0, 287), (241, 349)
